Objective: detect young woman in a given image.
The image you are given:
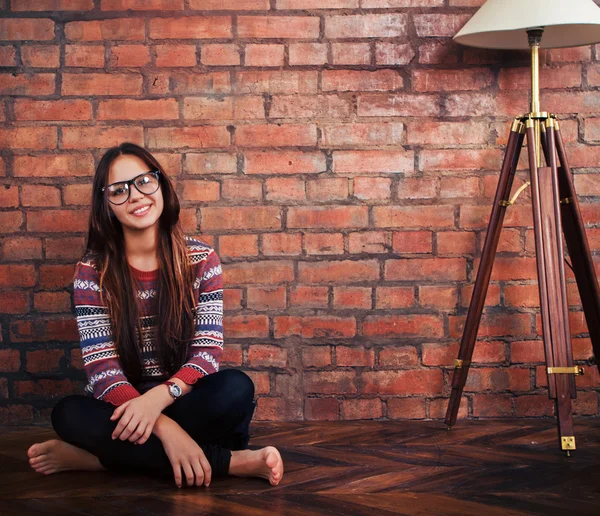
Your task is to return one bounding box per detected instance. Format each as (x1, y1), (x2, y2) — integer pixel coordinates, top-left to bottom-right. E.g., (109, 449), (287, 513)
(27, 142), (284, 487)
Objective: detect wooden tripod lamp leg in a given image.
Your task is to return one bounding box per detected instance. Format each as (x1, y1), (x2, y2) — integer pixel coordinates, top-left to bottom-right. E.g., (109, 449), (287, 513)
(445, 121), (525, 427)
(555, 124), (600, 372)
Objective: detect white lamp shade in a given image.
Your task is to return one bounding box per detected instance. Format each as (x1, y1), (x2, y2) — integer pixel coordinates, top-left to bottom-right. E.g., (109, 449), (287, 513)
(454, 0), (600, 49)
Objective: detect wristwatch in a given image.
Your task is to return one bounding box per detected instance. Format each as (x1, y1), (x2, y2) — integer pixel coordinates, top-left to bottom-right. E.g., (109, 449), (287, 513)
(164, 380), (183, 400)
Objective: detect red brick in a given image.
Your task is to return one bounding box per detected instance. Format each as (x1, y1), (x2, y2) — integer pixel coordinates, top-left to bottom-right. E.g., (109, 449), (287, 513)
(201, 44), (240, 65)
(348, 231), (389, 254)
(421, 149), (503, 171)
(22, 45), (60, 67)
(413, 14), (471, 37)
(419, 286), (457, 310)
(0, 73), (55, 95)
(61, 126), (143, 149)
(184, 97), (264, 120)
(0, 127), (56, 150)
(182, 180), (220, 202)
(322, 70), (403, 92)
(460, 284), (501, 308)
(65, 73), (141, 96)
(336, 346), (374, 367)
(245, 44), (284, 67)
(98, 99), (178, 120)
(379, 346), (419, 367)
(0, 185), (19, 208)
(363, 315), (443, 338)
(573, 391), (599, 416)
(342, 398), (383, 420)
(418, 39), (459, 65)
(513, 395), (554, 417)
(254, 397), (286, 421)
(245, 151), (325, 175)
(305, 371), (356, 394)
(14, 100), (92, 121)
(223, 289), (243, 311)
(63, 184), (92, 205)
(147, 127), (230, 149)
(392, 231), (432, 254)
(102, 0), (184, 10)
(0, 292), (30, 314)
(27, 210), (88, 232)
(65, 45), (104, 67)
(0, 46), (16, 66)
(247, 345), (287, 367)
(363, 370), (443, 395)
(262, 174), (303, 199)
(429, 397), (468, 419)
(472, 394), (513, 417)
(14, 379), (81, 399)
(236, 71), (317, 94)
(290, 286), (328, 308)
(0, 405), (34, 425)
(358, 94), (440, 117)
(13, 0), (93, 9)
(325, 14), (407, 38)
(0, 265), (36, 288)
(375, 206), (454, 229)
(305, 233), (344, 255)
(413, 68), (493, 92)
(224, 261), (293, 286)
(186, 153), (237, 175)
(385, 258), (465, 282)
(305, 397), (338, 421)
(387, 397), (426, 420)
(247, 287), (286, 311)
(0, 349), (20, 372)
(238, 16), (319, 39)
(449, 313), (532, 338)
(299, 260), (378, 284)
(221, 344), (242, 366)
(302, 346), (331, 367)
(221, 179), (262, 202)
(307, 178), (348, 201)
(149, 17), (231, 39)
(246, 371), (270, 395)
(289, 43), (327, 65)
(332, 42), (370, 65)
(2, 237), (42, 260)
(0, 18), (54, 40)
(224, 315), (269, 338)
(34, 292), (71, 313)
(278, 0), (356, 7)
(465, 367), (530, 392)
(321, 122), (403, 147)
(236, 124), (316, 147)
(397, 178), (438, 200)
(437, 231), (476, 255)
(155, 44), (197, 67)
(270, 95), (351, 118)
(499, 65), (581, 90)
(510, 340), (545, 364)
(333, 150), (414, 174)
(202, 206), (281, 231)
(352, 177), (391, 201)
(45, 237), (86, 259)
(26, 349), (64, 373)
(333, 287), (371, 310)
(376, 287), (414, 309)
(262, 233), (302, 256)
(0, 212), (24, 233)
(375, 42), (414, 65)
(110, 44), (150, 67)
(39, 264), (75, 290)
(274, 316), (356, 339)
(288, 206), (368, 229)
(460, 205), (532, 229)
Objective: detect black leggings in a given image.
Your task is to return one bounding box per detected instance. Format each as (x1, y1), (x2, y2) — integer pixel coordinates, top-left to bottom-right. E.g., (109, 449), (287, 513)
(51, 369), (255, 479)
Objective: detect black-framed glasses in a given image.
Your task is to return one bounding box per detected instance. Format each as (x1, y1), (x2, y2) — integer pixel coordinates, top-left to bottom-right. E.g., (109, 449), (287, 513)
(102, 170), (161, 205)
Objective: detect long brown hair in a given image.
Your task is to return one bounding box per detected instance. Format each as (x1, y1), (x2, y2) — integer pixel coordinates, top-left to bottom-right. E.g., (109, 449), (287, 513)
(86, 142), (195, 383)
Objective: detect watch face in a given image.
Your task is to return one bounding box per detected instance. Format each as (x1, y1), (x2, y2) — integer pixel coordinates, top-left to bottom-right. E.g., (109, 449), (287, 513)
(169, 383), (182, 398)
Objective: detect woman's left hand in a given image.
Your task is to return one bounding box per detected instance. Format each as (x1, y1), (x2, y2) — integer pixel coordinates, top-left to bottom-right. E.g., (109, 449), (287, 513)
(110, 391), (167, 445)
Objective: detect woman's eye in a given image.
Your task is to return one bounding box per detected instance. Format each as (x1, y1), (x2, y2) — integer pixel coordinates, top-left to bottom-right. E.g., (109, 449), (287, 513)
(112, 187), (126, 195)
(137, 176), (150, 185)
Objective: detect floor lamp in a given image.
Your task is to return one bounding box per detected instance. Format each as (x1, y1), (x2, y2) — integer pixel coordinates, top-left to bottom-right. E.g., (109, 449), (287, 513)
(445, 0), (600, 454)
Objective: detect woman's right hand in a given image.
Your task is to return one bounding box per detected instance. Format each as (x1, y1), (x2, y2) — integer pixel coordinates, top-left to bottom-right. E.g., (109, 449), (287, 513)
(154, 415), (212, 488)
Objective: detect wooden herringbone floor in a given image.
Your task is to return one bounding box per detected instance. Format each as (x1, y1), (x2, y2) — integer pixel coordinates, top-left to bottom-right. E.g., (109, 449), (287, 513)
(0, 419), (599, 515)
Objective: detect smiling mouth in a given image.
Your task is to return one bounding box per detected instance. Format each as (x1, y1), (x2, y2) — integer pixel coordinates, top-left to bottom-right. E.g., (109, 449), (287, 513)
(130, 205), (151, 216)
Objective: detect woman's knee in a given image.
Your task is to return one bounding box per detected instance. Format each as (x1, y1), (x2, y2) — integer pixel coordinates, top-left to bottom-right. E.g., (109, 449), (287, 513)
(220, 369), (255, 406)
(51, 395), (111, 445)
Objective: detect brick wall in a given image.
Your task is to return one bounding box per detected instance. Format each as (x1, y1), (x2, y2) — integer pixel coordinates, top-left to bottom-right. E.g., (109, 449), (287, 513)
(0, 0), (599, 425)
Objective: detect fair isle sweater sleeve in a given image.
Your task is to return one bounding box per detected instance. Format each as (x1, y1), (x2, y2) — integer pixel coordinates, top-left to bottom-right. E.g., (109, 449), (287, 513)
(74, 259), (141, 406)
(171, 244), (223, 385)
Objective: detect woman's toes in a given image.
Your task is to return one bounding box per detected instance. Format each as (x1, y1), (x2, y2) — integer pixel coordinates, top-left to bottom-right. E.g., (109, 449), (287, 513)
(27, 444), (41, 459)
(29, 455), (47, 466)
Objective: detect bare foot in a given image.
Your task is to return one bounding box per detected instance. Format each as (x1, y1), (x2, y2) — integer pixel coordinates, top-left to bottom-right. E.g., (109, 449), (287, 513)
(229, 446), (284, 486)
(27, 440), (105, 475)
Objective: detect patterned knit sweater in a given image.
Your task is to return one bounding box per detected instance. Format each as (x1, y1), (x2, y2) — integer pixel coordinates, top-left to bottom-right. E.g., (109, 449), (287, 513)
(73, 237), (223, 406)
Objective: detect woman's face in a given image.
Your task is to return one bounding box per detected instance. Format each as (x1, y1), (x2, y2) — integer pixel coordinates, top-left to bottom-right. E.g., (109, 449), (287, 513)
(107, 154), (164, 232)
